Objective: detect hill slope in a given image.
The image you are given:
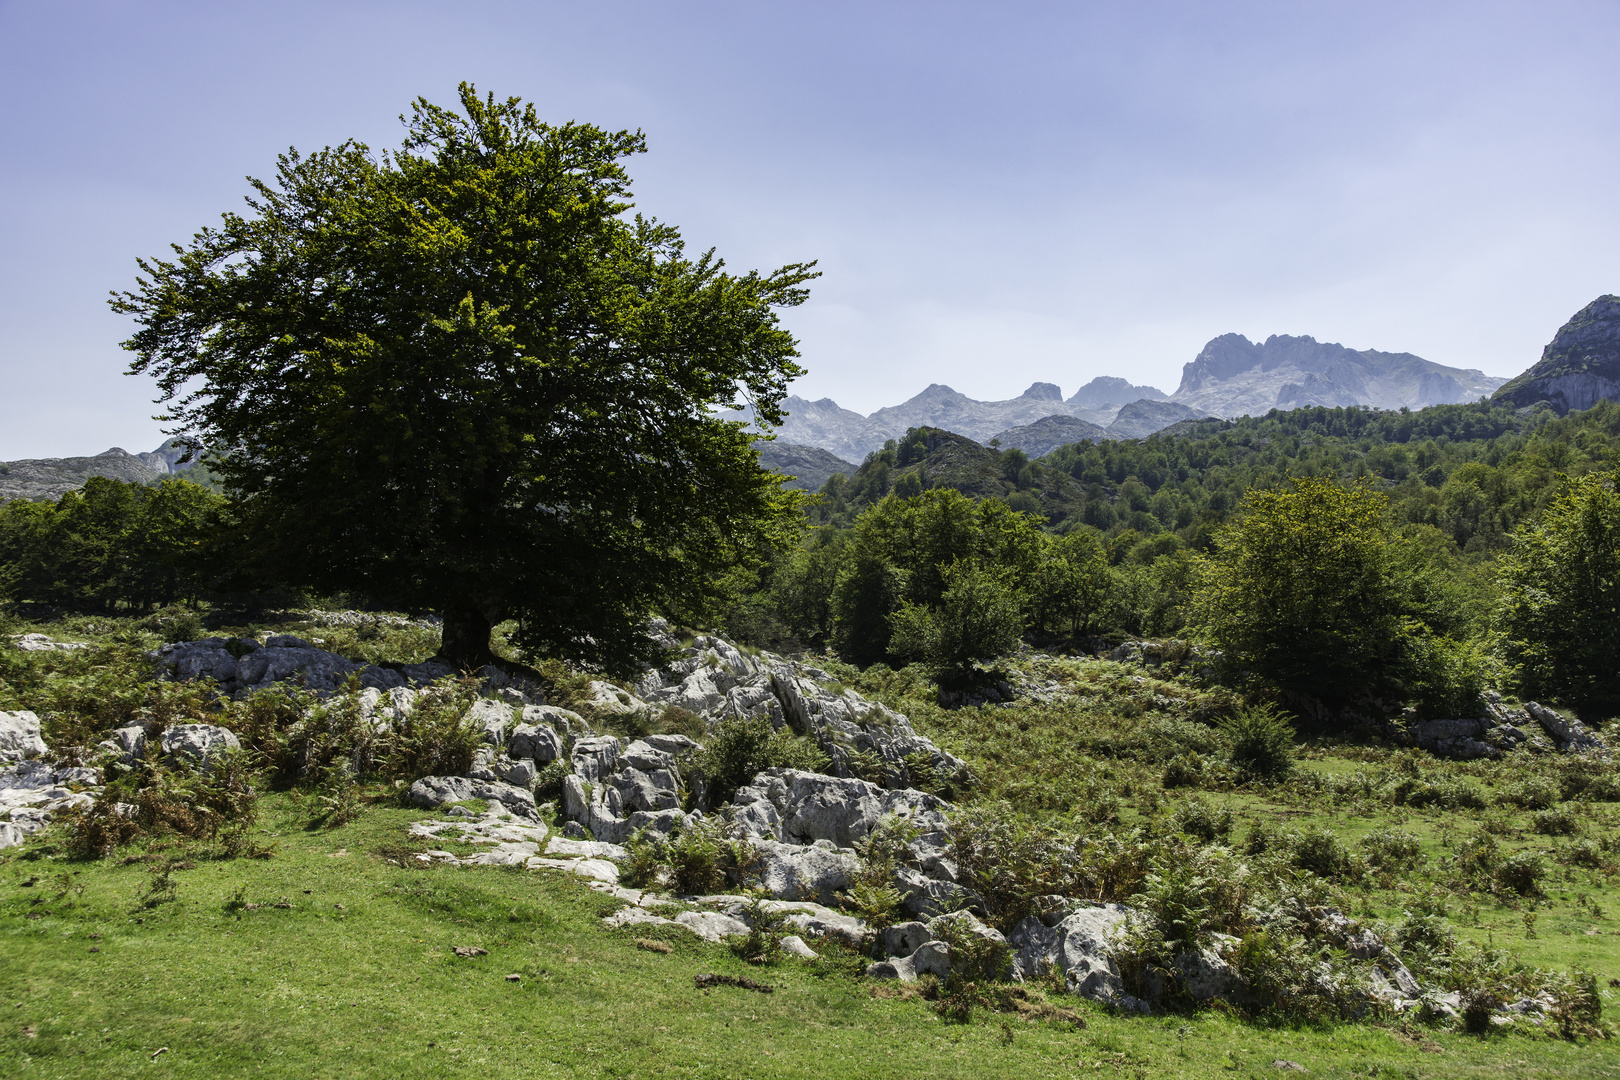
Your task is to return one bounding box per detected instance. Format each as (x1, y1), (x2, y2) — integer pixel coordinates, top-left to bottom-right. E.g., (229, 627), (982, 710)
(755, 441), (858, 491)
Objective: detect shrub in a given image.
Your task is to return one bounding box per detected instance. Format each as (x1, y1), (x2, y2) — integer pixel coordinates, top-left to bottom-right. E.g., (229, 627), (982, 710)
(1558, 839), (1609, 870)
(1359, 828), (1424, 872)
(687, 713), (829, 808)
(1217, 704), (1295, 782)
(1170, 797), (1233, 843)
(1532, 807), (1581, 836)
(1497, 777), (1560, 811)
(1290, 826), (1350, 878)
(1385, 911), (1457, 982)
(619, 819), (761, 895)
(64, 752), (261, 858)
(1495, 851), (1546, 898)
(948, 804), (1076, 931)
(1548, 970), (1607, 1040)
(1391, 773), (1486, 810)
(1160, 752), (1206, 789)
(728, 898), (790, 965)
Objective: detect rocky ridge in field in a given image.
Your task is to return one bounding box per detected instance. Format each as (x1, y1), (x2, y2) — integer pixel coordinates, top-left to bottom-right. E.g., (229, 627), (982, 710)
(5, 625), (1599, 1022)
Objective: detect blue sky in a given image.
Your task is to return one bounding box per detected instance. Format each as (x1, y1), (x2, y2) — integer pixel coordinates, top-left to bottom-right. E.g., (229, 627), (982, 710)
(1, 0), (1616, 458)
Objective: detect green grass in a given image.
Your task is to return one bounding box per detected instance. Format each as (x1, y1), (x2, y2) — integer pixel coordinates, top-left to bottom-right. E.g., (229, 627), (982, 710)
(6, 611), (1620, 1074)
(5, 795), (1618, 1079)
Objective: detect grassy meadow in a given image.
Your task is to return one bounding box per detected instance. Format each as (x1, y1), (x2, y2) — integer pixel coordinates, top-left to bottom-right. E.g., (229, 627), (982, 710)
(3, 611), (1620, 1077)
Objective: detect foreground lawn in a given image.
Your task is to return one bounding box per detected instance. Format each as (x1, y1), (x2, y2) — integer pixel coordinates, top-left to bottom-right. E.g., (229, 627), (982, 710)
(4, 797), (1617, 1079)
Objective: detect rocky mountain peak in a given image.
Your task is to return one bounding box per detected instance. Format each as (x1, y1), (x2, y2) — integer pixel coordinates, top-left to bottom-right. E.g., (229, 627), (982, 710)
(1019, 381), (1064, 401)
(1493, 295), (1620, 413)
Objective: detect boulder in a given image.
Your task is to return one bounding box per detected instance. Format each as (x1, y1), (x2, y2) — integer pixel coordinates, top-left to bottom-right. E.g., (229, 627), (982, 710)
(607, 767), (680, 813)
(407, 775), (536, 813)
(508, 722), (563, 763)
(1527, 701), (1605, 752)
(160, 723), (241, 771)
(673, 910), (751, 942)
(1007, 904), (1132, 1001)
(780, 934), (818, 959)
(583, 681), (646, 717)
(0, 712), (47, 762)
(521, 704), (584, 734)
(465, 699), (513, 746)
(571, 736), (623, 783)
(644, 733), (700, 756)
(731, 768), (948, 848)
(867, 941), (953, 981)
(749, 837), (859, 906)
(879, 921), (934, 958)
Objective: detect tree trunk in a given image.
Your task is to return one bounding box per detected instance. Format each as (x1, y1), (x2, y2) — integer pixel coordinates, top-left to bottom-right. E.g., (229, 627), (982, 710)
(438, 605), (496, 670)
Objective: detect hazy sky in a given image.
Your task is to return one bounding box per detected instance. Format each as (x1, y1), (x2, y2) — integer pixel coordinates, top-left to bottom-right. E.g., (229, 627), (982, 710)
(2, 0), (1616, 458)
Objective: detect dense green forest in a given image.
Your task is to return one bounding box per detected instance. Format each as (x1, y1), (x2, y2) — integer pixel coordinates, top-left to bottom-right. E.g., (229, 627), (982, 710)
(726, 399), (1620, 714)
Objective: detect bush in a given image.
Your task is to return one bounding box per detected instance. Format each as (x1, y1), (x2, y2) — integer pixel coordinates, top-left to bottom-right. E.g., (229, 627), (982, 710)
(687, 713), (829, 808)
(1359, 828), (1424, 872)
(620, 819), (761, 895)
(1532, 807), (1581, 836)
(948, 804), (1077, 931)
(1290, 826), (1351, 878)
(1391, 773), (1486, 810)
(1217, 704), (1295, 782)
(64, 752), (261, 859)
(1160, 752), (1206, 789)
(1495, 851), (1547, 898)
(1498, 777), (1560, 811)
(1170, 797), (1233, 843)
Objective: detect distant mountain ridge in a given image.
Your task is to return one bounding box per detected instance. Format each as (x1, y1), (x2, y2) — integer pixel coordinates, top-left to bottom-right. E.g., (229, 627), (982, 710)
(1170, 334), (1505, 417)
(0, 441), (202, 502)
(733, 331), (1503, 462)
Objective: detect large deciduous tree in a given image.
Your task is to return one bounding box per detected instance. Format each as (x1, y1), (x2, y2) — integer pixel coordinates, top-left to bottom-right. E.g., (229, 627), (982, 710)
(114, 85), (815, 673)
(1495, 473), (1620, 706)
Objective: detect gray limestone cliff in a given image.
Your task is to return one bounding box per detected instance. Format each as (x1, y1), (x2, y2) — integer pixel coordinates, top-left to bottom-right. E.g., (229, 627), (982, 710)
(1493, 295), (1620, 414)
(1172, 334), (1504, 418)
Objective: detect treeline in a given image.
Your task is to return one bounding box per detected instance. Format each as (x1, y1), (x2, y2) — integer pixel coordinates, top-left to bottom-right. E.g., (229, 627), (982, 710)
(0, 476), (222, 611)
(806, 399), (1620, 557)
(723, 400), (1620, 714)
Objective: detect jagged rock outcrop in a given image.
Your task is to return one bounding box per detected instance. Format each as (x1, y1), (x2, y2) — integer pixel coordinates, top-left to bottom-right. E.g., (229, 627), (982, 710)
(1395, 694), (1604, 759)
(1493, 295), (1620, 413)
(0, 713), (99, 849)
(151, 635), (457, 697)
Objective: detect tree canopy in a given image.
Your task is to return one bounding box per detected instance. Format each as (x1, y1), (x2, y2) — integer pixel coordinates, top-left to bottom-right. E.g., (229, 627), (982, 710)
(1495, 474), (1620, 707)
(113, 85), (816, 672)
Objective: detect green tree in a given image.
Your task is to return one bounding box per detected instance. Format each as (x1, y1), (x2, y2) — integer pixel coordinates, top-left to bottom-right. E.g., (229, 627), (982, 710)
(1495, 474), (1620, 706)
(1192, 477), (1410, 704)
(889, 561), (1023, 677)
(113, 85), (816, 672)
